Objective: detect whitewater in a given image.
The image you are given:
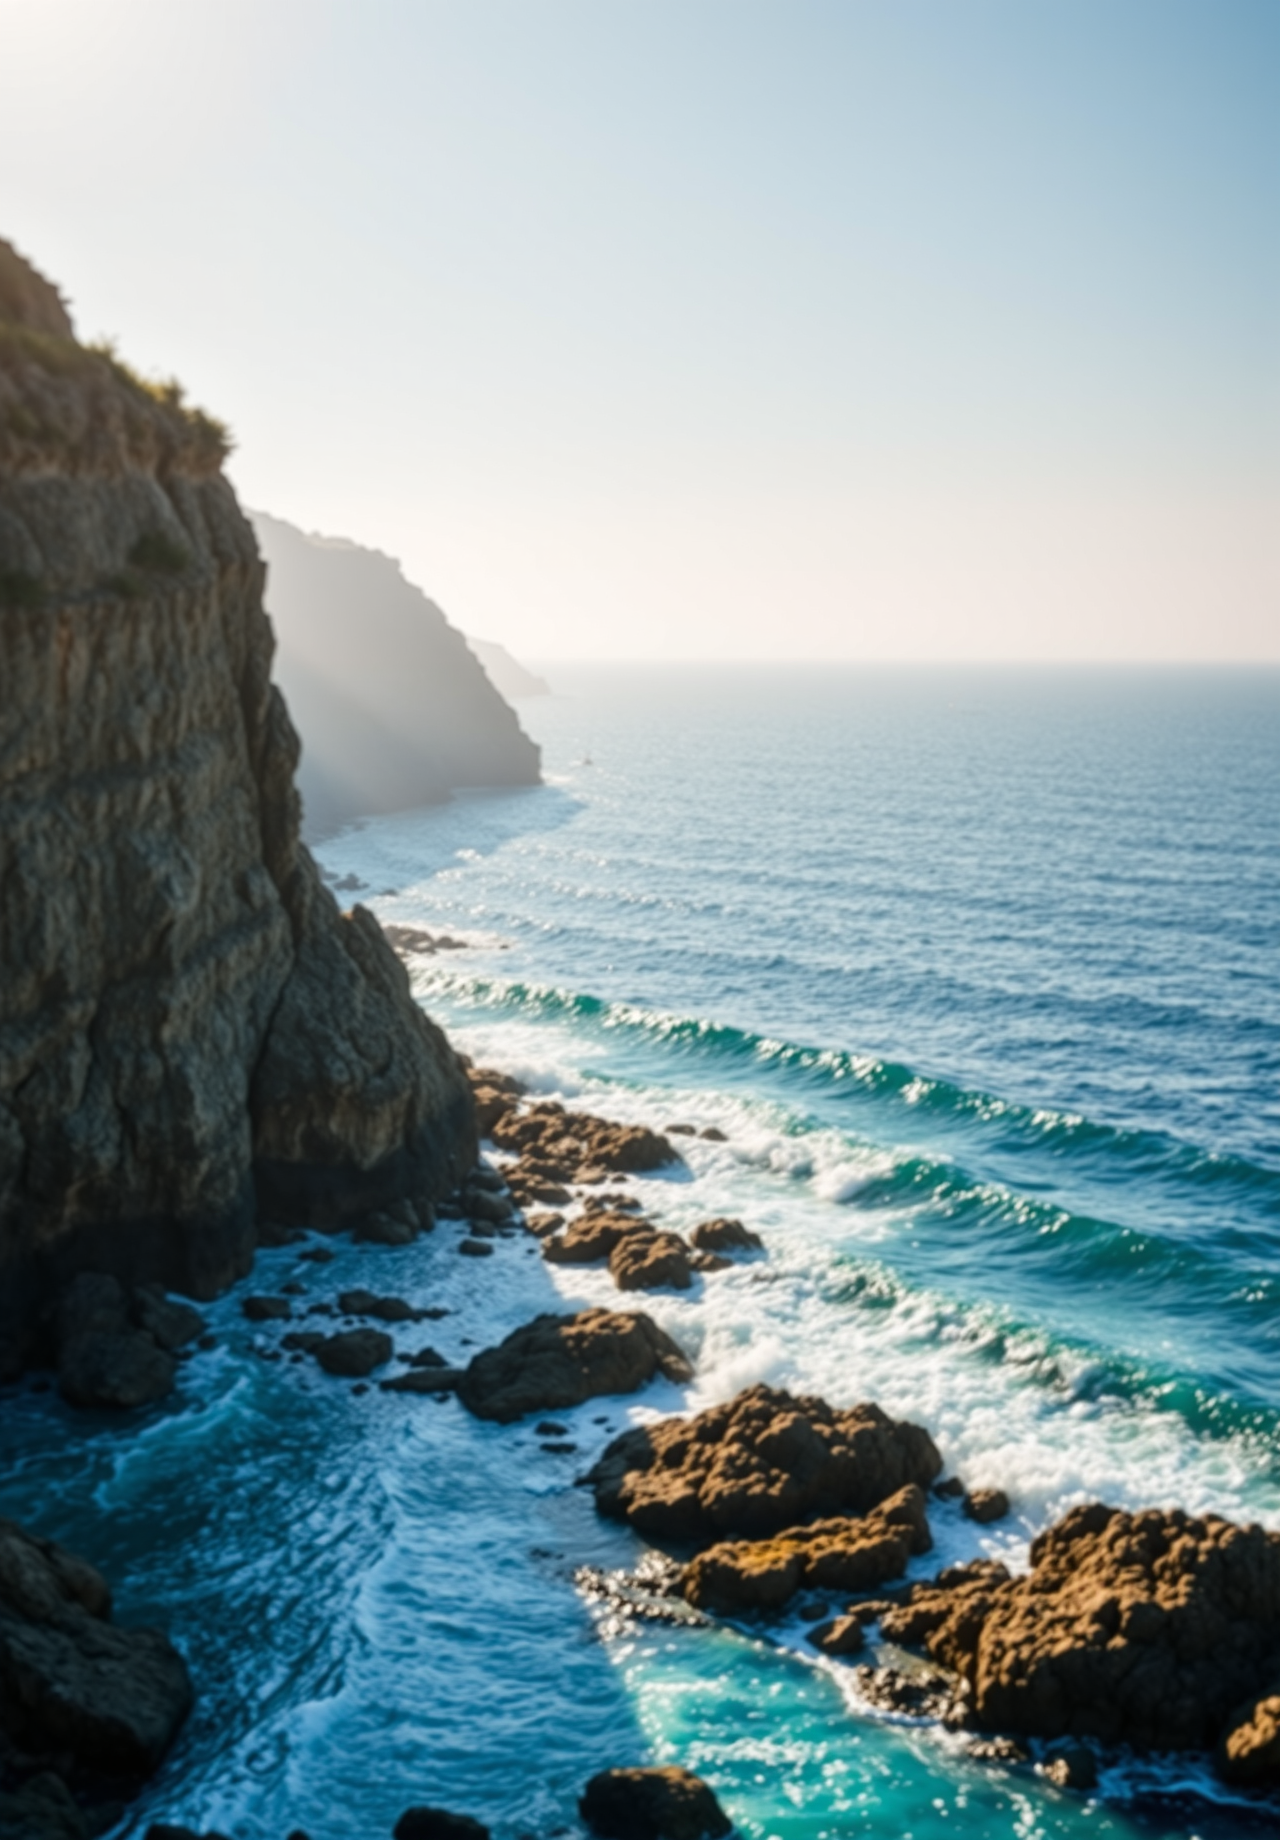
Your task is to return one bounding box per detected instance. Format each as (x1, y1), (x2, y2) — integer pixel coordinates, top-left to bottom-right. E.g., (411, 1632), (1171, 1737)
(3, 666), (1277, 1840)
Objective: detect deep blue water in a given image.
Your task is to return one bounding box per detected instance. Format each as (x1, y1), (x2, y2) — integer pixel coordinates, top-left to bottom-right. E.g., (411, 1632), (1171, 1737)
(3, 666), (1278, 1840)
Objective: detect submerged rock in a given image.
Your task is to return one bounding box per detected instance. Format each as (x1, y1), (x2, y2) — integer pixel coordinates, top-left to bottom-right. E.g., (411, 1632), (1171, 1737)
(393, 1811), (490, 1840)
(0, 1517), (192, 1788)
(457, 1309), (694, 1423)
(880, 1503), (1280, 1760)
(579, 1767), (732, 1840)
(589, 1383), (942, 1546)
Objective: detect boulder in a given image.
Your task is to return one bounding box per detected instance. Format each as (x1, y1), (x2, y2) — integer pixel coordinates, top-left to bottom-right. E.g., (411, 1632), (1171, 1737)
(806, 1614), (866, 1657)
(130, 1286), (205, 1351)
(589, 1383), (942, 1546)
(492, 1103), (679, 1176)
(0, 1772), (91, 1840)
(56, 1275), (175, 1410)
(609, 1230), (693, 1293)
(688, 1220), (762, 1255)
(0, 1518), (191, 1783)
(242, 1295), (292, 1322)
(542, 1214), (639, 1265)
(380, 1368), (467, 1395)
(681, 1486), (931, 1614)
(393, 1812), (489, 1840)
(962, 1488), (1009, 1525)
(457, 1309), (693, 1423)
(1217, 1691), (1280, 1788)
(879, 1503), (1280, 1754)
(579, 1767), (731, 1840)
(337, 1289), (427, 1323)
(313, 1329), (393, 1377)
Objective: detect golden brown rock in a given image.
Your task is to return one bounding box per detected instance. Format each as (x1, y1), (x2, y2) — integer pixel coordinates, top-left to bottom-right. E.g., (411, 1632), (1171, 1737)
(492, 1102), (679, 1175)
(457, 1307), (694, 1423)
(1218, 1691), (1280, 1787)
(681, 1485), (931, 1613)
(589, 1383), (942, 1546)
(609, 1229), (693, 1292)
(881, 1503), (1280, 1755)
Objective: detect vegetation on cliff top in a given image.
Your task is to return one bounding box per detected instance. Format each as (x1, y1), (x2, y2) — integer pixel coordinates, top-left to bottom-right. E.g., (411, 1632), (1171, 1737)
(0, 237), (229, 477)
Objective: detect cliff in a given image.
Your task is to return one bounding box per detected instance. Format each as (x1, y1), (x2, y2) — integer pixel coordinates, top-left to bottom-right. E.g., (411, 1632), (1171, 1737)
(467, 637), (550, 701)
(0, 239), (477, 1375)
(249, 511), (541, 837)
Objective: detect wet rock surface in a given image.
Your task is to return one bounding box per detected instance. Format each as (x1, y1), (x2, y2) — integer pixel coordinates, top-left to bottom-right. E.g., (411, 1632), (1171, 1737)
(393, 1810), (490, 1840)
(0, 1516), (191, 1815)
(608, 1227), (694, 1292)
(1218, 1690), (1280, 1788)
(579, 1767), (732, 1840)
(491, 1101), (679, 1188)
(458, 1309), (694, 1423)
(55, 1274), (198, 1410)
(589, 1383), (942, 1545)
(313, 1328), (393, 1377)
(682, 1484), (932, 1613)
(687, 1219), (762, 1255)
(880, 1503), (1280, 1756)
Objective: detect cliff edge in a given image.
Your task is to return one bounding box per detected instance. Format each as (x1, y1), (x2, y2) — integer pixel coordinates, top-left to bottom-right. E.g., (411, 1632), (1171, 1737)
(0, 239), (477, 1374)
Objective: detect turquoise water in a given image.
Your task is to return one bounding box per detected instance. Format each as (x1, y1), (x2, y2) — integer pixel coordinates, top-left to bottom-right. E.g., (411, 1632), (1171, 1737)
(3, 667), (1278, 1839)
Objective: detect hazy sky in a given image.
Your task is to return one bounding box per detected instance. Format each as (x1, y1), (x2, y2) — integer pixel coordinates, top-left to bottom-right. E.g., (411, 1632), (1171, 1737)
(2, 0), (1276, 660)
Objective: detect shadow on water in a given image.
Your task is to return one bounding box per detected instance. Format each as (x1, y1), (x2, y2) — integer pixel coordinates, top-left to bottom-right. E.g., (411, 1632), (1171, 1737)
(313, 782), (585, 894)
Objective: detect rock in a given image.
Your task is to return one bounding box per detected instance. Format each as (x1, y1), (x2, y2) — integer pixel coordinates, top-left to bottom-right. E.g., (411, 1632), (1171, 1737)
(353, 1211), (418, 1246)
(681, 1486), (931, 1614)
(407, 1346), (448, 1367)
(543, 1213), (641, 1265)
(691, 1252), (732, 1274)
(457, 1308), (694, 1423)
(700, 1127), (727, 1142)
(1041, 1742), (1098, 1791)
(688, 1219), (762, 1255)
(806, 1614), (866, 1657)
(313, 1329), (392, 1377)
(145, 1828), (232, 1840)
(1217, 1691), (1280, 1787)
(457, 1238), (494, 1258)
(393, 1811), (490, 1840)
(0, 1773), (90, 1840)
(472, 1087), (516, 1134)
(853, 1663), (971, 1728)
(933, 1476), (965, 1499)
(536, 1421), (569, 1435)
(337, 1289), (426, 1323)
(380, 1368), (466, 1395)
(966, 1736), (1029, 1765)
(963, 1488), (1009, 1524)
(466, 1165), (508, 1193)
(281, 1331), (325, 1354)
(242, 1295), (292, 1322)
(463, 1188), (514, 1224)
(131, 1286), (205, 1351)
(0, 239), (477, 1380)
(525, 1211), (565, 1237)
(492, 1103), (679, 1176)
(463, 1066), (526, 1099)
(55, 1276), (175, 1410)
(880, 1503), (1280, 1754)
(609, 1230), (693, 1292)
(666, 1123), (697, 1136)
(0, 1517), (192, 1781)
(579, 1767), (731, 1840)
(589, 1383), (942, 1546)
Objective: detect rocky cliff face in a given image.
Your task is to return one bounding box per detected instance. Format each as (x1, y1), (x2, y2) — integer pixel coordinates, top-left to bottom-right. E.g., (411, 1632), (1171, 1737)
(0, 240), (476, 1374)
(250, 511), (541, 837)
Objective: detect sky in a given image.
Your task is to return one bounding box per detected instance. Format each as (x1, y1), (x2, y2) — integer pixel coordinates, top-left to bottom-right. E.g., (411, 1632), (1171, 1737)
(1, 0), (1277, 662)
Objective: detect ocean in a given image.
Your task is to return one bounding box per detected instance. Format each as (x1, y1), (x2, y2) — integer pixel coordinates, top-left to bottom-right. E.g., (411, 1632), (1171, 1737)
(4, 666), (1278, 1840)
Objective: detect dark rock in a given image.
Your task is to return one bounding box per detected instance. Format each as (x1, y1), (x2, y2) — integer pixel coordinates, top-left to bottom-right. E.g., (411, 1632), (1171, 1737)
(688, 1219), (762, 1255)
(131, 1286), (204, 1351)
(299, 1247), (335, 1263)
(542, 1441), (577, 1454)
(0, 1517), (191, 1782)
(457, 1238), (494, 1258)
(682, 1486), (931, 1614)
(353, 1211), (417, 1247)
(55, 1273), (175, 1411)
(881, 1503), (1280, 1754)
(536, 1421), (569, 1435)
(700, 1127), (728, 1142)
(933, 1476), (965, 1499)
(313, 1329), (393, 1377)
(463, 1188), (515, 1225)
(0, 1775), (91, 1840)
(579, 1766), (731, 1840)
(257, 1219), (303, 1248)
(241, 1295), (292, 1322)
(380, 1368), (466, 1395)
(407, 1347), (448, 1368)
(667, 1123), (697, 1135)
(807, 1614), (866, 1657)
(145, 1827), (231, 1840)
(393, 1810), (490, 1840)
(1041, 1742), (1098, 1791)
(458, 1308), (694, 1423)
(282, 1331), (326, 1355)
(589, 1382), (942, 1546)
(963, 1487), (1009, 1524)
(337, 1289), (426, 1323)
